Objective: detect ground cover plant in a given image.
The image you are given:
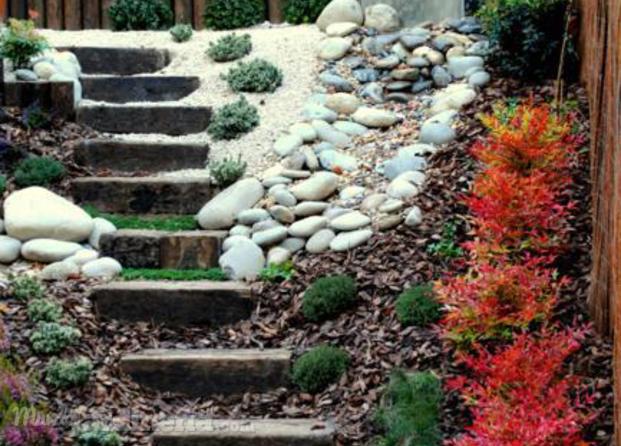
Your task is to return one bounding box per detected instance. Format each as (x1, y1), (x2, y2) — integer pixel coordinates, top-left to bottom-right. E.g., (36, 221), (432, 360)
(0, 19), (48, 68)
(207, 96), (260, 141)
(120, 268), (228, 282)
(10, 276), (45, 302)
(395, 284), (441, 327)
(45, 357), (93, 389)
(207, 34), (252, 62)
(222, 59), (283, 93)
(84, 206), (198, 231)
(74, 424), (122, 446)
(29, 322), (81, 355)
(108, 0), (174, 31)
(27, 299), (63, 323)
(291, 346), (349, 393)
(169, 24), (193, 43)
(302, 275), (358, 322)
(209, 154), (248, 186)
(13, 155), (65, 187)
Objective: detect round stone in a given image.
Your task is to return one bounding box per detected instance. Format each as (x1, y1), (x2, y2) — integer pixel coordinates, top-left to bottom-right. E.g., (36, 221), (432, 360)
(325, 93), (360, 115)
(229, 225), (252, 237)
(237, 208), (271, 225)
(377, 215), (403, 230)
(279, 237), (305, 253)
(269, 206), (295, 224)
(330, 229), (373, 251)
(89, 217), (116, 250)
(294, 201), (330, 217)
(197, 178), (264, 230)
(219, 239), (265, 281)
(420, 121), (457, 145)
(330, 211), (372, 231)
(223, 235), (251, 252)
(316, 0), (364, 31)
(290, 172), (339, 201)
(274, 134), (304, 157)
(318, 37), (352, 61)
(326, 22), (359, 37)
(21, 239), (83, 263)
(306, 229), (336, 253)
(352, 107), (398, 128)
(0, 236), (21, 264)
(361, 193), (388, 212)
(267, 247), (291, 265)
(405, 206), (423, 227)
(364, 4), (400, 32)
(40, 260), (81, 281)
(252, 226), (288, 247)
(289, 123), (317, 142)
(289, 216), (328, 238)
(273, 189), (298, 207)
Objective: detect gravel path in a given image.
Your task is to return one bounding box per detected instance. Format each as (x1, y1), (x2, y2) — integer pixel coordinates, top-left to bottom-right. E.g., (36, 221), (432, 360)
(42, 25), (323, 176)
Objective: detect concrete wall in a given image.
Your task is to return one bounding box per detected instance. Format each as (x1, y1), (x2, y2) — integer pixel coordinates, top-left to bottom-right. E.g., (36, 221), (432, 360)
(360, 0), (465, 26)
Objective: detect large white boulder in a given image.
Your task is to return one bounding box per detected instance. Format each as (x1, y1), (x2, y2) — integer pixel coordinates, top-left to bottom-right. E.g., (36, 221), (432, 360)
(317, 0), (364, 32)
(219, 239), (265, 281)
(290, 172), (339, 201)
(21, 239), (83, 263)
(197, 178), (264, 230)
(4, 187), (94, 242)
(364, 4), (400, 32)
(82, 257), (122, 279)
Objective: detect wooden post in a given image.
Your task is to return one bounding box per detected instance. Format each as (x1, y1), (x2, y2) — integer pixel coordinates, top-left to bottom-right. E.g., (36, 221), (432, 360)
(46, 0), (62, 29)
(193, 0), (206, 29)
(267, 0), (283, 23)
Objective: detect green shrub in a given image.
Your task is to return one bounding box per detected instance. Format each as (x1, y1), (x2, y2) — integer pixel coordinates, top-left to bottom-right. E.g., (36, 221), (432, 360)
(207, 96), (259, 141)
(395, 284), (441, 327)
(74, 424), (122, 446)
(45, 357), (93, 389)
(478, 0), (578, 80)
(30, 322), (81, 355)
(83, 206), (197, 231)
(10, 276), (45, 302)
(27, 299), (63, 323)
(209, 154), (247, 186)
(203, 0), (265, 30)
(120, 268), (228, 281)
(170, 24), (193, 42)
(374, 370), (442, 446)
(292, 345), (349, 393)
(207, 34), (252, 62)
(284, 0), (331, 24)
(302, 275), (357, 322)
(0, 19), (49, 69)
(13, 156), (65, 188)
(426, 222), (463, 259)
(222, 59), (283, 93)
(108, 0), (173, 31)
(260, 261), (295, 283)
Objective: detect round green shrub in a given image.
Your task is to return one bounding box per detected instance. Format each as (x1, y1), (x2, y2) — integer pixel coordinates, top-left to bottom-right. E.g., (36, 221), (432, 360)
(27, 299), (63, 323)
(74, 424), (122, 446)
(30, 322), (81, 355)
(170, 24), (193, 43)
(292, 345), (349, 393)
(395, 284), (441, 327)
(207, 96), (259, 141)
(203, 0), (265, 30)
(283, 0), (331, 24)
(108, 0), (174, 31)
(222, 59), (283, 93)
(302, 275), (357, 322)
(45, 357), (93, 389)
(207, 34), (252, 62)
(13, 156), (65, 187)
(209, 154), (247, 187)
(11, 276), (45, 302)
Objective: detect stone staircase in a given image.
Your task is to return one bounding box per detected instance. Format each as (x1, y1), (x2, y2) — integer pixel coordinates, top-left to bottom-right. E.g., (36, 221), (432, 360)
(69, 47), (334, 444)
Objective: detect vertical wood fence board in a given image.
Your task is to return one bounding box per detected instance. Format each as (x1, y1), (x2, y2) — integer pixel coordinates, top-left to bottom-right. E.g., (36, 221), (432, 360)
(82, 0), (101, 29)
(175, 0), (193, 25)
(64, 0), (82, 30)
(46, 0), (63, 29)
(100, 0), (112, 28)
(193, 0), (206, 29)
(27, 0), (45, 26)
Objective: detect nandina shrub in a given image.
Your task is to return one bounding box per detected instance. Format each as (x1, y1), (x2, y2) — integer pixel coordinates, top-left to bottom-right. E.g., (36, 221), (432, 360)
(435, 258), (560, 348)
(1, 405), (59, 446)
(448, 329), (596, 445)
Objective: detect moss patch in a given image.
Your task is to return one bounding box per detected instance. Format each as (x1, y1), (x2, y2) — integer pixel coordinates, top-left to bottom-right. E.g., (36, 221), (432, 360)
(120, 268), (228, 282)
(84, 206), (198, 231)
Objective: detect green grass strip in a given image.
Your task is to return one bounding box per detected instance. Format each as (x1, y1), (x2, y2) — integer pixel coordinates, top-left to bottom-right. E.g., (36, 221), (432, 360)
(83, 205), (198, 231)
(120, 268), (228, 282)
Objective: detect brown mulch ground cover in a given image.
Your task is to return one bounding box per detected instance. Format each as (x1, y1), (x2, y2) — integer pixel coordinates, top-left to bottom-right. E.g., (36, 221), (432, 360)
(4, 80), (613, 446)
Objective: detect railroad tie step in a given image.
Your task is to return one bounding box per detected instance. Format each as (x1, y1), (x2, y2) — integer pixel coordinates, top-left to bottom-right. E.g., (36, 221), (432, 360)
(120, 349), (291, 397)
(71, 177), (214, 214)
(100, 229), (226, 269)
(91, 281), (252, 327)
(58, 47), (171, 75)
(76, 104), (212, 135)
(81, 76), (201, 103)
(74, 139), (209, 173)
(154, 418), (335, 446)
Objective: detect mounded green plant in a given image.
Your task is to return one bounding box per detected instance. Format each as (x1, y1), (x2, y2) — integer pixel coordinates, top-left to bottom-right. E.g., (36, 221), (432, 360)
(374, 370), (442, 446)
(27, 299), (63, 323)
(395, 284), (441, 327)
(207, 34), (252, 62)
(302, 275), (358, 322)
(120, 268), (228, 282)
(203, 0), (265, 30)
(260, 261), (296, 283)
(170, 24), (193, 43)
(10, 276), (45, 302)
(283, 0), (331, 24)
(84, 206), (198, 231)
(74, 424), (122, 446)
(108, 0), (174, 31)
(427, 222), (463, 259)
(222, 59), (283, 93)
(0, 19), (49, 69)
(209, 154), (247, 187)
(30, 322), (81, 355)
(291, 345), (349, 393)
(13, 156), (65, 188)
(478, 0), (578, 80)
(45, 357), (93, 389)
(207, 96), (259, 141)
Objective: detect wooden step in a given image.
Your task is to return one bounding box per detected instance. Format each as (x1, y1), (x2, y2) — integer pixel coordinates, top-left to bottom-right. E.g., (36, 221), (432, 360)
(59, 47), (170, 75)
(74, 139), (209, 173)
(120, 349), (291, 397)
(91, 281), (252, 327)
(72, 177), (214, 214)
(77, 104), (212, 135)
(154, 418), (335, 446)
(81, 76), (200, 103)
(100, 229), (226, 269)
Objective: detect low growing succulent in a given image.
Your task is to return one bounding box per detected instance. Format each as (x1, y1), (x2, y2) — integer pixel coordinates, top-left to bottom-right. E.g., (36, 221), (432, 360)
(222, 59), (283, 93)
(45, 357), (93, 389)
(292, 346), (349, 393)
(207, 34), (252, 62)
(302, 275), (358, 322)
(10, 276), (45, 302)
(209, 154), (247, 187)
(169, 24), (193, 42)
(207, 96), (259, 141)
(30, 322), (81, 355)
(27, 299), (63, 323)
(74, 424), (122, 446)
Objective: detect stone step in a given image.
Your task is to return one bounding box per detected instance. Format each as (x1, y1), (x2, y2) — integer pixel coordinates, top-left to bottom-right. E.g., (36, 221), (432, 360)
(74, 139), (209, 173)
(154, 418), (335, 446)
(100, 229), (226, 269)
(76, 104), (212, 135)
(81, 76), (200, 103)
(91, 281), (252, 327)
(120, 349), (291, 397)
(59, 47), (170, 75)
(72, 177), (214, 214)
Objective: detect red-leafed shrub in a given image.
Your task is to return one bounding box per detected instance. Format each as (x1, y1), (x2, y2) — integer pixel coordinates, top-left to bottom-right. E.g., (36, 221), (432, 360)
(436, 258), (559, 348)
(448, 329), (596, 446)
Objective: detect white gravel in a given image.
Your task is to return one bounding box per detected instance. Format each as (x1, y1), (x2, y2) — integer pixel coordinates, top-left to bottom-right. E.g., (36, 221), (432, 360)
(41, 25), (323, 176)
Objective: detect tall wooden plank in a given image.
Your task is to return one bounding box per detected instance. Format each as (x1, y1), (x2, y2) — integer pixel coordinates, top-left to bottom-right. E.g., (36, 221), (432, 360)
(64, 0), (82, 29)
(27, 0), (45, 27)
(101, 0), (113, 28)
(193, 0), (206, 29)
(0, 0), (8, 22)
(174, 0), (193, 25)
(83, 0), (101, 28)
(10, 0), (26, 19)
(46, 0), (63, 29)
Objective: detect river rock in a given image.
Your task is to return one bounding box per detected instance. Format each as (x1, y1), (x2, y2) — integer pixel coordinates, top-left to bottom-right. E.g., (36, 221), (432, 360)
(383, 155), (427, 180)
(219, 239), (265, 281)
(412, 46), (445, 65)
(361, 193), (388, 212)
(21, 239), (83, 263)
(340, 185), (366, 200)
(387, 179), (419, 199)
(294, 201), (330, 217)
(0, 236), (21, 263)
(400, 34), (427, 49)
(330, 211), (371, 231)
(274, 134), (304, 157)
(364, 4), (400, 32)
(267, 247), (291, 265)
(306, 229), (336, 253)
(223, 235), (250, 252)
(377, 214), (403, 230)
(375, 55), (400, 69)
(65, 249), (99, 266)
(330, 229), (373, 251)
(88, 217), (116, 250)
(405, 206), (423, 227)
(230, 225), (252, 237)
(317, 0), (364, 31)
(252, 226), (288, 247)
(391, 68), (420, 81)
(319, 37), (352, 60)
(378, 199), (404, 214)
(236, 209), (269, 226)
(289, 123), (317, 142)
(353, 68), (379, 83)
(33, 61), (57, 80)
(4, 187), (94, 242)
(303, 102), (339, 122)
(269, 206), (295, 224)
(289, 216), (328, 238)
(360, 82), (384, 104)
(326, 22), (359, 37)
(419, 121), (456, 145)
(352, 107), (398, 128)
(290, 172), (339, 201)
(325, 93), (360, 115)
(447, 56), (485, 79)
(40, 260), (81, 281)
(280, 237), (305, 253)
(318, 72), (354, 93)
(469, 70), (491, 88)
(197, 178), (264, 230)
(333, 121), (368, 136)
(312, 120), (351, 147)
(81, 257), (122, 279)
(319, 150), (359, 172)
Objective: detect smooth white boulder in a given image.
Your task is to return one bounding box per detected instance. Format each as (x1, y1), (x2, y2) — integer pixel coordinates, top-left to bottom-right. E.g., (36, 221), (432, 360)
(21, 239), (83, 263)
(65, 249), (99, 266)
(219, 239), (265, 281)
(352, 107), (398, 128)
(4, 187), (94, 242)
(306, 229), (336, 253)
(0, 236), (21, 264)
(81, 257), (122, 279)
(364, 4), (400, 32)
(40, 260), (80, 281)
(197, 178), (264, 230)
(330, 229), (373, 251)
(290, 172), (339, 201)
(317, 0), (364, 32)
(88, 217), (117, 250)
(289, 216), (328, 238)
(330, 211), (371, 231)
